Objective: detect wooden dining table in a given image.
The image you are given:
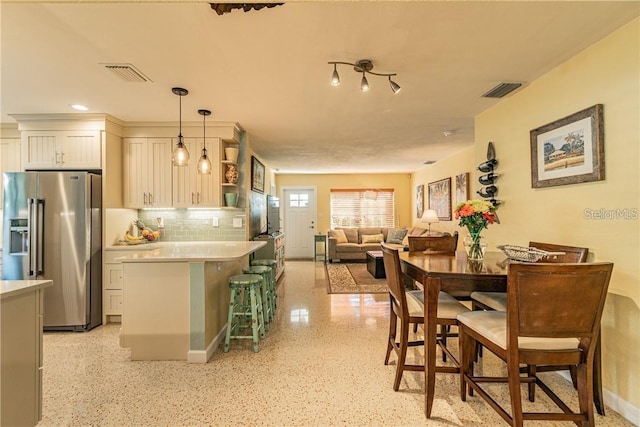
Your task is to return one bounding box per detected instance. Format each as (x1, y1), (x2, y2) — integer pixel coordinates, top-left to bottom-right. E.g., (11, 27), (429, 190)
(398, 250), (605, 418)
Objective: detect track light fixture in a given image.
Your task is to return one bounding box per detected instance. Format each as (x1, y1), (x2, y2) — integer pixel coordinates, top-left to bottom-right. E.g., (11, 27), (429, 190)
(197, 109), (212, 175)
(328, 59), (401, 94)
(171, 87), (190, 166)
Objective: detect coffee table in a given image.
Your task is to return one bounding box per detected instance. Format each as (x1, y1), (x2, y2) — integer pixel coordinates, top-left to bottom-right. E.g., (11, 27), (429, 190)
(366, 251), (385, 278)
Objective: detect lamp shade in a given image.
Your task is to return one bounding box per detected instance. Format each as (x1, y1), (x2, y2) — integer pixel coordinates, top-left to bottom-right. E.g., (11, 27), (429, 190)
(420, 209), (439, 224)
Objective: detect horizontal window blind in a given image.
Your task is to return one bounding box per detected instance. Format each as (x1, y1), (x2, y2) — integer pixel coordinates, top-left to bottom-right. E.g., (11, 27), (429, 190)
(330, 189), (395, 229)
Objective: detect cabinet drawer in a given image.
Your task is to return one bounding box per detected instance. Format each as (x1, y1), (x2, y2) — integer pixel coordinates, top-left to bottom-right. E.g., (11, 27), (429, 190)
(104, 290), (123, 315)
(104, 264), (123, 290)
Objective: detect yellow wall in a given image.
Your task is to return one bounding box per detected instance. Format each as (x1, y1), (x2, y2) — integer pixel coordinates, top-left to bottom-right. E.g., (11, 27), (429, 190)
(413, 18), (640, 410)
(275, 173), (412, 234)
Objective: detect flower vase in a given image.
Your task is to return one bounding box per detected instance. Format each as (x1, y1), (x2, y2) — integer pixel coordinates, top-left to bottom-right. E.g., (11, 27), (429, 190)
(463, 233), (487, 261)
(225, 164), (239, 184)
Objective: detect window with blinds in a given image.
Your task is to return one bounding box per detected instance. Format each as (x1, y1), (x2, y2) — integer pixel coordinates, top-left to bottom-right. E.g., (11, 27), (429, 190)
(330, 189), (395, 229)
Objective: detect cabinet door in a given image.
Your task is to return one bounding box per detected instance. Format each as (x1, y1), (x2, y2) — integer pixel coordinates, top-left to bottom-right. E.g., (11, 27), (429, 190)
(172, 139), (198, 208)
(22, 132), (57, 169)
(104, 290), (123, 315)
(148, 138), (173, 207)
(57, 131), (101, 169)
(123, 138), (150, 208)
(196, 170), (220, 207)
(0, 138), (21, 206)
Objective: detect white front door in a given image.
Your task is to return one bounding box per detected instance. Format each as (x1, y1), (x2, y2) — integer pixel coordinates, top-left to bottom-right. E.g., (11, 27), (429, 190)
(282, 187), (317, 259)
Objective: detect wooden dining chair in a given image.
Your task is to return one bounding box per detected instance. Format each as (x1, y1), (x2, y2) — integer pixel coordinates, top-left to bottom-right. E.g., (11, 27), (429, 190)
(458, 262), (614, 427)
(469, 242), (600, 410)
(471, 242), (589, 311)
(381, 244), (469, 391)
(407, 231), (458, 254)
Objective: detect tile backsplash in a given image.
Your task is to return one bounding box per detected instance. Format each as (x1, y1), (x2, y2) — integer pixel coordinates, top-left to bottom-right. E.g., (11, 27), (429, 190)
(137, 209), (246, 242)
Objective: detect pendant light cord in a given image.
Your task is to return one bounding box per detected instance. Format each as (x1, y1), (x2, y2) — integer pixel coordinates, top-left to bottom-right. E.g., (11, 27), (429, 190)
(202, 113), (206, 149)
(179, 93), (183, 139)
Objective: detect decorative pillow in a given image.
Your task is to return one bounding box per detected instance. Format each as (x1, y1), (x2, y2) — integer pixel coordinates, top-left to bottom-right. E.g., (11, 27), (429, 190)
(361, 233), (384, 244)
(386, 228), (408, 244)
(328, 229), (348, 244)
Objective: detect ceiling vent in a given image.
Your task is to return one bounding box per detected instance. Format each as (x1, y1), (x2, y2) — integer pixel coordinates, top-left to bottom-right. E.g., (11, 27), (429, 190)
(482, 82), (522, 98)
(103, 63), (152, 83)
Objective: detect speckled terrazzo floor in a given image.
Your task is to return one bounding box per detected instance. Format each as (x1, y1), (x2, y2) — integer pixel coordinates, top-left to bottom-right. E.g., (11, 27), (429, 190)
(39, 260), (634, 427)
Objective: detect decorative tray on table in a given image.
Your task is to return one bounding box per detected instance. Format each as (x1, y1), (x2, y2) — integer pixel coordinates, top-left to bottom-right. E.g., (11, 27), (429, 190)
(497, 245), (565, 263)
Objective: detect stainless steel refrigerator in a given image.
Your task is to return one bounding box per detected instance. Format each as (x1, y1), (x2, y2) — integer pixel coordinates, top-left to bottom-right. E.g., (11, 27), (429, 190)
(2, 171), (102, 331)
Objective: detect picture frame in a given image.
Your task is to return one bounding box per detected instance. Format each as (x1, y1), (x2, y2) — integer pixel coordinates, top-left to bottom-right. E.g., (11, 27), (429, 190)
(428, 177), (452, 221)
(251, 156), (265, 193)
(530, 104), (604, 188)
(455, 172), (469, 205)
(416, 184), (424, 218)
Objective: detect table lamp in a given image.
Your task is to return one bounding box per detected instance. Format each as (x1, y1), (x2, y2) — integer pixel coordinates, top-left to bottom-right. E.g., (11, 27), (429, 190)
(420, 209), (439, 235)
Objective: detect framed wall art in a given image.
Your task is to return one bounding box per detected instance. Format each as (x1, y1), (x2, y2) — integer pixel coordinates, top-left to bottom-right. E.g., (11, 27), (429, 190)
(530, 104), (604, 188)
(428, 177), (452, 221)
(416, 184), (424, 218)
(251, 155), (265, 193)
(455, 172), (469, 205)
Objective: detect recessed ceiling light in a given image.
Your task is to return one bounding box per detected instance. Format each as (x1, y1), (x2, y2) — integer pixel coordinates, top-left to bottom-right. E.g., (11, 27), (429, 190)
(70, 104), (89, 111)
(443, 130), (456, 137)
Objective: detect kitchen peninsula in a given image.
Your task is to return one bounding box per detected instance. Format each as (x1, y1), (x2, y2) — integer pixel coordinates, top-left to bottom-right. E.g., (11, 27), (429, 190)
(117, 241), (265, 363)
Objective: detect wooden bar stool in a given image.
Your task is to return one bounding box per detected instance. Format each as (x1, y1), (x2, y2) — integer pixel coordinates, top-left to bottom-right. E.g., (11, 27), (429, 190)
(251, 259), (277, 311)
(243, 265), (273, 326)
(223, 274), (266, 353)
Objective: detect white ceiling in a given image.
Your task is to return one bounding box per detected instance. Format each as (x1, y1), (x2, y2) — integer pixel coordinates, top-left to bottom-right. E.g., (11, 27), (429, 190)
(1, 1), (639, 174)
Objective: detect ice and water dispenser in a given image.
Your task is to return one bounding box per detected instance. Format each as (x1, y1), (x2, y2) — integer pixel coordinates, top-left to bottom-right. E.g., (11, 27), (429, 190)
(8, 218), (28, 255)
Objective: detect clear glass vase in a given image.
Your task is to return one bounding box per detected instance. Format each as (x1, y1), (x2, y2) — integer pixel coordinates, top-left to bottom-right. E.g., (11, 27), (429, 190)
(463, 234), (487, 261)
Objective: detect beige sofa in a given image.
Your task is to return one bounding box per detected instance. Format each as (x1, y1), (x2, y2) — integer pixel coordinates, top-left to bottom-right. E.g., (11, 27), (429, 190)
(327, 227), (429, 262)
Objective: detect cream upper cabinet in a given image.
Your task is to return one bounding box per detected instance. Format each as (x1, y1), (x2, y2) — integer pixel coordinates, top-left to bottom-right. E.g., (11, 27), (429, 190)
(21, 130), (101, 169)
(123, 138), (173, 208)
(0, 138), (21, 205)
(172, 137), (220, 208)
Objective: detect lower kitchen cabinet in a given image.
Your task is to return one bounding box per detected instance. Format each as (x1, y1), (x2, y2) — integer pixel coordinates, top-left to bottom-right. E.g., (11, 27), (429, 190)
(103, 250), (127, 323)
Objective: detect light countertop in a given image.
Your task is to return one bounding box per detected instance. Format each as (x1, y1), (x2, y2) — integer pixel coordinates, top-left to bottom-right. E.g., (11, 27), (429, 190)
(1, 280), (53, 300)
(115, 241), (266, 263)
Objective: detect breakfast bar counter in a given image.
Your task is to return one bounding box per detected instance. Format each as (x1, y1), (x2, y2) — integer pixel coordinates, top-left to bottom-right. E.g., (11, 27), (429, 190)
(117, 241), (265, 363)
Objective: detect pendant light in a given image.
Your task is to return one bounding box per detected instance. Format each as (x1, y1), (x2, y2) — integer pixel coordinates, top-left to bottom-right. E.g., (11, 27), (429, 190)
(197, 109), (212, 175)
(360, 71), (369, 92)
(171, 87), (190, 166)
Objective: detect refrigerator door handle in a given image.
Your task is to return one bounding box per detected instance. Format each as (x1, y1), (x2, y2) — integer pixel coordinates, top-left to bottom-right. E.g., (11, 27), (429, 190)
(27, 198), (37, 277)
(27, 198), (45, 276)
(35, 199), (45, 275)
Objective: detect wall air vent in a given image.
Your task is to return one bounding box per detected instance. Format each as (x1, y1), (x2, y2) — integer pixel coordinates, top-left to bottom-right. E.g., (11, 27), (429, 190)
(102, 63), (152, 83)
(482, 82), (522, 98)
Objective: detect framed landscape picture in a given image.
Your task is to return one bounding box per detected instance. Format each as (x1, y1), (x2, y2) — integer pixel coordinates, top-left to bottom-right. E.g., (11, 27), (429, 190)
(428, 178), (452, 221)
(251, 156), (265, 193)
(416, 184), (424, 218)
(455, 172), (469, 205)
(530, 104), (604, 188)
